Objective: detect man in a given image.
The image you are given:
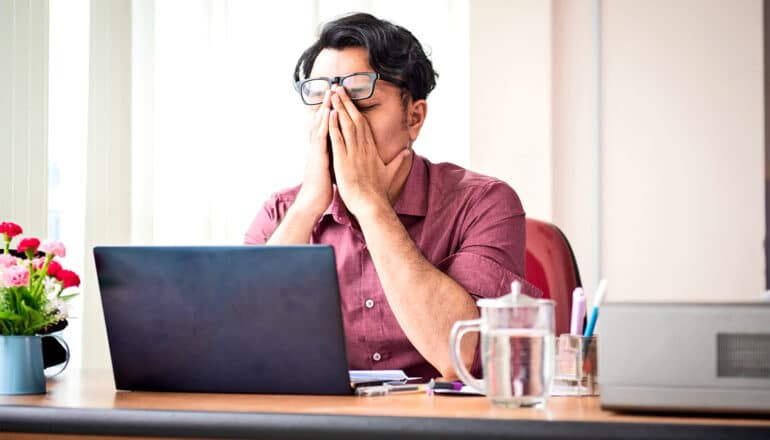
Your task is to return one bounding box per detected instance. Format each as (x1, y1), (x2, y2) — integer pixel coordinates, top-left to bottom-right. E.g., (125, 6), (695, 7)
(245, 13), (540, 379)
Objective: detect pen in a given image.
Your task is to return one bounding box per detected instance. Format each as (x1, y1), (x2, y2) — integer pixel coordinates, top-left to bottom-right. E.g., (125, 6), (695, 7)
(569, 287), (586, 336)
(355, 383), (431, 397)
(583, 279), (607, 337)
(428, 379), (463, 391)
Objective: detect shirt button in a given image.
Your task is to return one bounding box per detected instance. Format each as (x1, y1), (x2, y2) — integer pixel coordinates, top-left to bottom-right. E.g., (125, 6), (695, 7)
(365, 299), (375, 309)
(372, 352), (382, 362)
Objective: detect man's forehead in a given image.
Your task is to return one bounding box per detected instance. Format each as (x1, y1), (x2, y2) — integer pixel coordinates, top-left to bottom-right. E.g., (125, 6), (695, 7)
(309, 47), (372, 77)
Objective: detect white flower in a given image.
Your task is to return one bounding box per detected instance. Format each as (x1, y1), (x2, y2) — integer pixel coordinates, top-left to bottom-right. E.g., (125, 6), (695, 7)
(44, 276), (59, 297)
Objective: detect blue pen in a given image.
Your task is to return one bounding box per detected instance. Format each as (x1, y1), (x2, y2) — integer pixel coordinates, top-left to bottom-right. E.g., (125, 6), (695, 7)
(583, 279), (608, 337)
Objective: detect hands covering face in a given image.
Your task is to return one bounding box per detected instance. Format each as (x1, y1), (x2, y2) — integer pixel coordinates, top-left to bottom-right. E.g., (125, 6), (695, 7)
(296, 90), (334, 216)
(297, 86), (412, 218)
(327, 87), (412, 216)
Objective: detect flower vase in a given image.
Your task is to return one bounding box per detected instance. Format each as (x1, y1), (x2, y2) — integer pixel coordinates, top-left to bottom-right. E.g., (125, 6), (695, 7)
(0, 335), (47, 394)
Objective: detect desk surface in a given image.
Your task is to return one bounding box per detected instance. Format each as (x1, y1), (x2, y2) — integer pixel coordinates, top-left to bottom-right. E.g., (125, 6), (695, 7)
(0, 369), (768, 439)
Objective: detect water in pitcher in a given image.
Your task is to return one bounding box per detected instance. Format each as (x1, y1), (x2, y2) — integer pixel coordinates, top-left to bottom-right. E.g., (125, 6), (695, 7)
(481, 328), (555, 407)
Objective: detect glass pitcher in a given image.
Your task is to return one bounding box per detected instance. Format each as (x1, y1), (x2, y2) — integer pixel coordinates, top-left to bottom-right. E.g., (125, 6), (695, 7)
(450, 291), (555, 408)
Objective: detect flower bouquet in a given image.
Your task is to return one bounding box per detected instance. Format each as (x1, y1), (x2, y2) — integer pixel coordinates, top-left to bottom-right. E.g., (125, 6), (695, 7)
(0, 221), (80, 394)
(0, 221), (80, 335)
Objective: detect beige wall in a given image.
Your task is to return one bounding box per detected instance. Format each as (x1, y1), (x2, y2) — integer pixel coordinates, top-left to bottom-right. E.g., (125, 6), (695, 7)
(472, 0), (765, 304)
(599, 0), (764, 302)
(470, 0), (554, 222)
(552, 0), (596, 297)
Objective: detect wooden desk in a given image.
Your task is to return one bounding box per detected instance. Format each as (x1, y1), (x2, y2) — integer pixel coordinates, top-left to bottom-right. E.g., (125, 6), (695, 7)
(0, 369), (768, 439)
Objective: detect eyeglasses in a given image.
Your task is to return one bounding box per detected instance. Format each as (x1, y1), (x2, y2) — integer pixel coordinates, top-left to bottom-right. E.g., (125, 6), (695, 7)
(294, 71), (408, 105)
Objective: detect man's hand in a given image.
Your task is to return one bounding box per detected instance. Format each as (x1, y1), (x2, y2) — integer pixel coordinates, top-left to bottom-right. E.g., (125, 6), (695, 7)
(328, 87), (412, 216)
(295, 90), (334, 217)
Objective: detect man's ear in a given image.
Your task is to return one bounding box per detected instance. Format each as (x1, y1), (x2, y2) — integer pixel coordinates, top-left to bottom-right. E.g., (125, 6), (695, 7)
(407, 99), (428, 142)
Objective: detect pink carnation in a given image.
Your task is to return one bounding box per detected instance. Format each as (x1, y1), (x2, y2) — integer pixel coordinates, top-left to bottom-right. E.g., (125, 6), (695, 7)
(0, 254), (19, 268)
(56, 269), (80, 288)
(32, 257), (62, 276)
(2, 265), (29, 288)
(39, 240), (66, 258)
(47, 259), (63, 277)
(0, 222), (23, 239)
(17, 237), (41, 254)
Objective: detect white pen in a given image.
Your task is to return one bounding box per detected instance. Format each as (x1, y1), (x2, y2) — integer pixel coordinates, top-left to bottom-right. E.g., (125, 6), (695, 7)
(570, 287), (586, 336)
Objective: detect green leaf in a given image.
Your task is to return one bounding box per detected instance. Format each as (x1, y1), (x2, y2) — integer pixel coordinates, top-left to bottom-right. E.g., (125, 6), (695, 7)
(59, 293), (79, 302)
(0, 311), (22, 321)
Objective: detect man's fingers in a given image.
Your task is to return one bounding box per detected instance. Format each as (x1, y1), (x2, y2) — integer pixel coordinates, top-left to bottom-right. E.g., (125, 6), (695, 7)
(329, 109), (346, 158)
(311, 91), (332, 145)
(335, 87), (364, 124)
(361, 118), (377, 155)
(335, 87), (368, 147)
(331, 92), (357, 149)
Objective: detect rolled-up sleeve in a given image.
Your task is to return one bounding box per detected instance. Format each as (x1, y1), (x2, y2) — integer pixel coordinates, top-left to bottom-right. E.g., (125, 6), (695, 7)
(437, 181), (541, 300)
(244, 193), (289, 245)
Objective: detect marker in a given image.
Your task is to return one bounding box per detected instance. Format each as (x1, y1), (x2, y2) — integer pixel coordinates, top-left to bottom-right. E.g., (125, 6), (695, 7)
(428, 380), (463, 391)
(569, 287), (586, 336)
(583, 279), (607, 337)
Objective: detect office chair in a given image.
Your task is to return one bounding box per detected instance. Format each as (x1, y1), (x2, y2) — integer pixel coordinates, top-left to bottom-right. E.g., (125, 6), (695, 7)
(525, 218), (582, 336)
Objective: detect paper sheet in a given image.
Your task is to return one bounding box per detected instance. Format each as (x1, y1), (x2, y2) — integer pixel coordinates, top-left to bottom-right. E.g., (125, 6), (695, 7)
(349, 370), (413, 385)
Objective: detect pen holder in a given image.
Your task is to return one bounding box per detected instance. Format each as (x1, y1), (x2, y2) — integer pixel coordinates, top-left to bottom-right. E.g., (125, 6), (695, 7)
(551, 334), (599, 396)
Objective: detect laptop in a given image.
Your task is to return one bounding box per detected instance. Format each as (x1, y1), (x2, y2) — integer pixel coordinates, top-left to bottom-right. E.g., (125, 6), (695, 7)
(93, 245), (353, 395)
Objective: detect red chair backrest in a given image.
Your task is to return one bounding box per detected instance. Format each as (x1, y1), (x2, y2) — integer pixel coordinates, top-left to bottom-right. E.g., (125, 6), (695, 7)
(525, 218), (582, 337)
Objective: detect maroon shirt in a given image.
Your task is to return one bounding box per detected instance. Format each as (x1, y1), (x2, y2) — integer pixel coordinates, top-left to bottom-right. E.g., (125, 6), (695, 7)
(245, 154), (540, 378)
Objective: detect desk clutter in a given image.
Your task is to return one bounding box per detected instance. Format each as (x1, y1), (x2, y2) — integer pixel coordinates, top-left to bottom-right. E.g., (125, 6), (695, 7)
(355, 334), (601, 400)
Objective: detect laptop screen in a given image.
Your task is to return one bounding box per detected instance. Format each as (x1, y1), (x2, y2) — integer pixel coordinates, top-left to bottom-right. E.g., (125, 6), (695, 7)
(94, 245), (352, 395)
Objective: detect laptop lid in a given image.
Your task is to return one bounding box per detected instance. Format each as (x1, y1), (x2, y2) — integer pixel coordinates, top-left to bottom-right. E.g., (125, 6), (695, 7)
(93, 245), (352, 395)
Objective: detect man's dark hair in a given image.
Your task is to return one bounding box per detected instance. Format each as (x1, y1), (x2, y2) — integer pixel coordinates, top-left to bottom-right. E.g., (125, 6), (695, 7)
(294, 13), (438, 101)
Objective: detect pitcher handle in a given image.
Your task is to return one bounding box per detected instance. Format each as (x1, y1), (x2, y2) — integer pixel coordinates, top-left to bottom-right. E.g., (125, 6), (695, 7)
(43, 334), (70, 378)
(449, 319), (485, 394)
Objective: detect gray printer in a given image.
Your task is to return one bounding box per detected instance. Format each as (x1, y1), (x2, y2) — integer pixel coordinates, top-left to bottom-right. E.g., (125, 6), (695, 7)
(599, 302), (770, 414)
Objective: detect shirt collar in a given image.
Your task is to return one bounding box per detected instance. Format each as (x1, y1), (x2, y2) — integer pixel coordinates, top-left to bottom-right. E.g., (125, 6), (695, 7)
(321, 153), (429, 223)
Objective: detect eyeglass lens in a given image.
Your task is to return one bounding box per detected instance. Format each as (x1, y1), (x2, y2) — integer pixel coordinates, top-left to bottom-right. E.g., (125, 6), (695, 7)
(301, 74), (374, 105)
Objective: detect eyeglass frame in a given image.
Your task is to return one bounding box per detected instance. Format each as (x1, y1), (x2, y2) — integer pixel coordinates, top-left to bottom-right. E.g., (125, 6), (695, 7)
(294, 71), (409, 105)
